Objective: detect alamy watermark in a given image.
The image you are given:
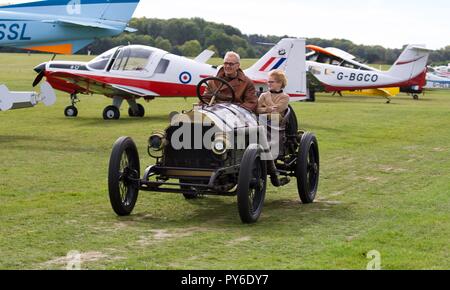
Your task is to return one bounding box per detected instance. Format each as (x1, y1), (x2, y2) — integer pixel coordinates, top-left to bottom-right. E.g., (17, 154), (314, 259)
(66, 250), (81, 270)
(169, 109), (281, 160)
(366, 250), (381, 270)
(66, 0), (81, 15)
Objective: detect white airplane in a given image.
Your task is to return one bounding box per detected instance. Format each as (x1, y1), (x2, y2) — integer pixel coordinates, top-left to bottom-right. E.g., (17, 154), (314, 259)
(425, 64), (450, 89)
(428, 63), (450, 79)
(306, 45), (431, 102)
(32, 38), (308, 119)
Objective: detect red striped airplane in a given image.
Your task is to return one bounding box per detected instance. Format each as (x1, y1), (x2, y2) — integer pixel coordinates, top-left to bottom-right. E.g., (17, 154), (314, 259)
(32, 38), (308, 119)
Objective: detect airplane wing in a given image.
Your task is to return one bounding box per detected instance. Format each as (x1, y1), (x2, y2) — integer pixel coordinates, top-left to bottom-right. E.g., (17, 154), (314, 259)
(48, 72), (159, 99)
(194, 50), (215, 63)
(42, 19), (121, 31)
(306, 45), (339, 58)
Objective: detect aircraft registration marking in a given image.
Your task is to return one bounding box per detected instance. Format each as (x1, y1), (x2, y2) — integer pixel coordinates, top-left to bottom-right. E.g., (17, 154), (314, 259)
(0, 22), (31, 41)
(337, 72), (379, 82)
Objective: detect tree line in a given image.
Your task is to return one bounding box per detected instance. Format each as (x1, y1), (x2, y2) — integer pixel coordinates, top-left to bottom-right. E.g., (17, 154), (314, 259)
(1, 17), (449, 65)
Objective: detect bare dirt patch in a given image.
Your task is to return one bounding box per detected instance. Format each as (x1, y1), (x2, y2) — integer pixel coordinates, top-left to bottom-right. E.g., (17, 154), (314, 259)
(227, 236), (251, 246)
(137, 227), (208, 246)
(41, 251), (108, 269)
(379, 165), (407, 173)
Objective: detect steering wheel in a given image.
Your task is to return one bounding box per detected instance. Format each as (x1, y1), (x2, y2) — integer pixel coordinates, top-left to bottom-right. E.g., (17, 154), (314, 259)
(197, 77), (236, 106)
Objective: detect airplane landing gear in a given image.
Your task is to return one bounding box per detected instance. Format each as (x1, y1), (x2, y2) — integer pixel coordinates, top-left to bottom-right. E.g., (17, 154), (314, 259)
(103, 106), (120, 120)
(64, 106), (78, 117)
(128, 103), (145, 118)
(64, 94), (80, 117)
(413, 94), (419, 100)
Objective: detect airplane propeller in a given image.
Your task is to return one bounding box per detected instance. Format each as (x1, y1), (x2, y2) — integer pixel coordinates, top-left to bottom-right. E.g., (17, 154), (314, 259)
(33, 63), (47, 87)
(33, 71), (45, 87)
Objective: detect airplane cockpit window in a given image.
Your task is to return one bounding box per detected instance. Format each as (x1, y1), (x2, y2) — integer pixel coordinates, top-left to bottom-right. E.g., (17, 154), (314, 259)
(87, 48), (117, 70)
(317, 55), (331, 64)
(331, 59), (341, 65)
(306, 53), (318, 62)
(155, 59), (170, 74)
(111, 46), (153, 72)
(341, 61), (361, 70)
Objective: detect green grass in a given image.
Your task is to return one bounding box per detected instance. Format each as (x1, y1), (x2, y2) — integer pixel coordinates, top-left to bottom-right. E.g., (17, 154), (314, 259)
(0, 53), (449, 270)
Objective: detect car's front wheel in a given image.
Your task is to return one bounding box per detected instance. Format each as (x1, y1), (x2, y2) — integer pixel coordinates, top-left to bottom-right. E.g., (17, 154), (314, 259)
(296, 132), (320, 204)
(237, 146), (267, 224)
(108, 137), (140, 216)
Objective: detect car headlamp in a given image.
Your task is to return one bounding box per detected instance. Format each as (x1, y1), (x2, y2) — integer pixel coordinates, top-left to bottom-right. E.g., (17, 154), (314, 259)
(212, 134), (229, 155)
(148, 131), (166, 158)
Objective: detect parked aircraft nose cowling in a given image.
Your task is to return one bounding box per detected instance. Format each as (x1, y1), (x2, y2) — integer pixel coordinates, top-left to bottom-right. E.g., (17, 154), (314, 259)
(34, 63), (46, 74)
(33, 63), (47, 87)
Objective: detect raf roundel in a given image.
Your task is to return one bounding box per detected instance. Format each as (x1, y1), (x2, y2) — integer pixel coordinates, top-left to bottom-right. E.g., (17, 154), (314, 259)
(179, 72), (192, 84)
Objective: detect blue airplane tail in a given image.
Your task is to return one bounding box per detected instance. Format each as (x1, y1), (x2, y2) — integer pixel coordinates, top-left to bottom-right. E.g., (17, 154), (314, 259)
(1, 0), (141, 54)
(2, 0), (141, 24)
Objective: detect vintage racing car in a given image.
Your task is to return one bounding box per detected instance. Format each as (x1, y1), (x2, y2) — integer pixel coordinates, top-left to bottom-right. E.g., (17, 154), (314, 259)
(108, 77), (320, 223)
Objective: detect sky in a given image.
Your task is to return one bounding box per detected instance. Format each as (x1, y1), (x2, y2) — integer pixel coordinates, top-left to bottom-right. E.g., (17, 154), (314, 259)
(1, 0), (449, 49)
(133, 0), (449, 50)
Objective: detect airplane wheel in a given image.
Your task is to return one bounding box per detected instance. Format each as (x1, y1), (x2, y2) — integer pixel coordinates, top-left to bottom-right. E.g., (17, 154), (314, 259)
(413, 94), (419, 100)
(103, 106), (120, 120)
(306, 89), (316, 102)
(64, 106), (78, 117)
(128, 104), (145, 118)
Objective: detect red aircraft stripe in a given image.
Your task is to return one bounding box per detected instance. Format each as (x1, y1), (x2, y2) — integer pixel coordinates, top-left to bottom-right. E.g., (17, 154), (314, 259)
(259, 57), (276, 72)
(397, 56), (425, 65)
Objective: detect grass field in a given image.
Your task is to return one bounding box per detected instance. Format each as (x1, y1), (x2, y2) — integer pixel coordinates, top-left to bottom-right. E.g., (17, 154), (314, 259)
(0, 53), (449, 270)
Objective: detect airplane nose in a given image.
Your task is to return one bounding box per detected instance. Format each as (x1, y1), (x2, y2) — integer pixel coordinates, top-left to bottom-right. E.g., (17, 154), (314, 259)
(33, 63), (48, 87)
(34, 63), (47, 74)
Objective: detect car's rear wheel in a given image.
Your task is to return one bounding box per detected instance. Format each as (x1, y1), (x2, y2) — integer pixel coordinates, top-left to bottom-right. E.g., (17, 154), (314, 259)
(285, 105), (299, 137)
(237, 147), (267, 224)
(108, 137), (140, 216)
(296, 132), (319, 204)
(179, 179), (199, 200)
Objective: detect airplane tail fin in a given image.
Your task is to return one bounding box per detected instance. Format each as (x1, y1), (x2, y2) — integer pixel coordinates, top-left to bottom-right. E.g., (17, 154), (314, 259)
(2, 0), (141, 24)
(387, 45), (432, 81)
(245, 38), (307, 100)
(2, 0), (140, 54)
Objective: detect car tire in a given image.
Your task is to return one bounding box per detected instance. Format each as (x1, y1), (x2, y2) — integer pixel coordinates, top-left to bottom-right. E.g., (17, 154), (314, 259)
(64, 106), (78, 117)
(179, 179), (199, 200)
(285, 105), (299, 136)
(108, 136), (140, 216)
(237, 146), (267, 224)
(296, 132), (320, 204)
(103, 106), (120, 120)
